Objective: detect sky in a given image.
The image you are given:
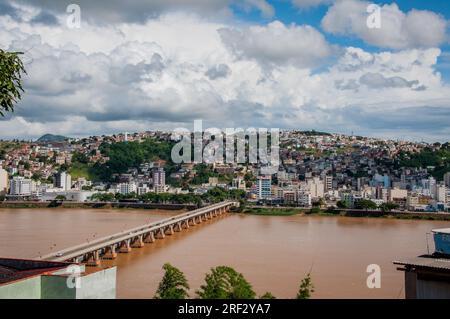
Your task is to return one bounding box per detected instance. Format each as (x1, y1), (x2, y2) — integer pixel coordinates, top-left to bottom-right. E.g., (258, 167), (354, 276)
(0, 0), (449, 142)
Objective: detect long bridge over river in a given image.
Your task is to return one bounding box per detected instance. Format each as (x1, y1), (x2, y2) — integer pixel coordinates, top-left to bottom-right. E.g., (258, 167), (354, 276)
(37, 201), (238, 266)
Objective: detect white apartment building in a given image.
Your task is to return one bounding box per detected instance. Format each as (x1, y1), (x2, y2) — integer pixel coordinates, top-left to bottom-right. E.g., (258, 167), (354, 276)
(9, 177), (32, 196)
(0, 167), (8, 194)
(153, 168), (166, 193)
(54, 172), (72, 191)
(118, 183), (137, 195)
(256, 175), (271, 199)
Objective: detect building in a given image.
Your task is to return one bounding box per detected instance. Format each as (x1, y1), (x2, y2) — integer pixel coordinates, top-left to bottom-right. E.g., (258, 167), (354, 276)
(53, 172), (72, 191)
(153, 168), (166, 193)
(256, 175), (271, 200)
(9, 177), (32, 196)
(325, 175), (333, 191)
(307, 177), (324, 199)
(118, 182), (137, 195)
(394, 229), (450, 299)
(444, 172), (450, 188)
(0, 258), (116, 299)
(0, 168), (8, 194)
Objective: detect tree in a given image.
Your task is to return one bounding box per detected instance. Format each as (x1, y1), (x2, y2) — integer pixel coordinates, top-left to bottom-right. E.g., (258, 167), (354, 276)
(380, 202), (399, 212)
(0, 49), (26, 116)
(155, 263), (190, 299)
(259, 292), (276, 299)
(296, 273), (314, 299)
(336, 200), (349, 209)
(197, 266), (256, 299)
(354, 199), (377, 210)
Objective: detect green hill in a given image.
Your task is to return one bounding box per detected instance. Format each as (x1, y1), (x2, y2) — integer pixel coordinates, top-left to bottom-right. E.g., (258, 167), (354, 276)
(37, 134), (68, 142)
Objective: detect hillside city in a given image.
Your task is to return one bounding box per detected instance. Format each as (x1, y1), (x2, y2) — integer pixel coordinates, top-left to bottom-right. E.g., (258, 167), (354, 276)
(0, 130), (449, 213)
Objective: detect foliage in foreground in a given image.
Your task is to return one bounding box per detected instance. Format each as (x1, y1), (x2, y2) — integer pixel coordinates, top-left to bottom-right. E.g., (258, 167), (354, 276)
(196, 266), (256, 299)
(0, 49), (26, 116)
(296, 273), (314, 299)
(154, 263), (190, 299)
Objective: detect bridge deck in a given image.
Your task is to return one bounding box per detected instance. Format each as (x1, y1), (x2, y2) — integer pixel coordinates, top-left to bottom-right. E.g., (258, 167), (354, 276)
(38, 201), (236, 262)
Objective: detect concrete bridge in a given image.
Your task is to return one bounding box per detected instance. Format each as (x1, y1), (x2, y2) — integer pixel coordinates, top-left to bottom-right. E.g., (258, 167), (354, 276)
(37, 201), (238, 266)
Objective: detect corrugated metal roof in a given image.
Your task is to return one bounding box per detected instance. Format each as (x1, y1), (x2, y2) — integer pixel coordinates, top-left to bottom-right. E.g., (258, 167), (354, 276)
(394, 255), (450, 271)
(432, 228), (450, 234)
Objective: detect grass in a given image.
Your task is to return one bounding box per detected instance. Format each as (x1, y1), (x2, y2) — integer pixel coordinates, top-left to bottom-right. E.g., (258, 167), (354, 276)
(69, 162), (96, 180)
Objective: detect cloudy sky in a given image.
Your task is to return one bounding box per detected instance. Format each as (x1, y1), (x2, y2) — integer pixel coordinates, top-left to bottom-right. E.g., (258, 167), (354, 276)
(0, 0), (449, 141)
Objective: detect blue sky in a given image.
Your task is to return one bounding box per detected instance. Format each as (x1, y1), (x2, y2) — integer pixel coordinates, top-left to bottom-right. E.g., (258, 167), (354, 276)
(233, 0), (450, 79)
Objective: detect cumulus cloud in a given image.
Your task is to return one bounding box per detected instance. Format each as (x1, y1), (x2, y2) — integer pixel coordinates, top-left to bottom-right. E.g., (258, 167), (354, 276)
(0, 2), (450, 142)
(292, 0), (334, 9)
(218, 21), (332, 68)
(12, 0), (274, 23)
(321, 0), (448, 49)
(205, 64), (232, 80)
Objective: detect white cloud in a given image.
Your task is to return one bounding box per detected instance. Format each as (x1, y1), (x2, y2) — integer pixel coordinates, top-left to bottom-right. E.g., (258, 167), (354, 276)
(0, 4), (450, 141)
(218, 21), (333, 68)
(292, 0), (334, 9)
(321, 0), (448, 49)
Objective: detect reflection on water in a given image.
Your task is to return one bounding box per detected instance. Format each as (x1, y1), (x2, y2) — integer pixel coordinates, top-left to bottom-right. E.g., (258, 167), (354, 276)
(1, 208), (449, 298)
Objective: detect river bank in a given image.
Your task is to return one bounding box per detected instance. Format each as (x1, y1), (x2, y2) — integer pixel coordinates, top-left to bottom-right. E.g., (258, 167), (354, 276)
(0, 201), (196, 210)
(241, 206), (450, 221)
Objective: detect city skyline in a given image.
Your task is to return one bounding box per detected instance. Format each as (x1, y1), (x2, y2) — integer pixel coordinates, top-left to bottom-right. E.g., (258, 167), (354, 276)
(0, 0), (449, 142)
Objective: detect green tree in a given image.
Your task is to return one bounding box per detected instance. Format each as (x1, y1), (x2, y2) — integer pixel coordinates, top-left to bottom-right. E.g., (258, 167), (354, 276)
(296, 273), (314, 299)
(259, 292), (276, 299)
(197, 266), (256, 299)
(155, 263), (190, 299)
(354, 199), (378, 210)
(380, 202), (399, 212)
(0, 49), (26, 116)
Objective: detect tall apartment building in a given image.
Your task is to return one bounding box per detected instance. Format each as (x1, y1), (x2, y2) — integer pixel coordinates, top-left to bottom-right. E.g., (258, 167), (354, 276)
(9, 177), (32, 196)
(257, 175), (272, 200)
(53, 172), (72, 191)
(0, 167), (8, 194)
(444, 172), (450, 188)
(325, 175), (333, 191)
(153, 168), (166, 193)
(118, 182), (137, 195)
(307, 177), (324, 199)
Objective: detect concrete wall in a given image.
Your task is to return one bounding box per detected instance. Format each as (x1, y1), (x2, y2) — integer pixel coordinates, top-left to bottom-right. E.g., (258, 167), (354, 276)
(0, 276), (41, 299)
(76, 267), (116, 299)
(0, 267), (116, 299)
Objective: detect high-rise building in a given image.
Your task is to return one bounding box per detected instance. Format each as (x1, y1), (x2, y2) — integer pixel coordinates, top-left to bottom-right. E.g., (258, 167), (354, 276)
(256, 175), (271, 199)
(118, 182), (137, 195)
(153, 168), (166, 193)
(444, 172), (450, 188)
(307, 177), (324, 199)
(325, 176), (333, 191)
(0, 167), (8, 194)
(9, 177), (32, 196)
(54, 172), (72, 191)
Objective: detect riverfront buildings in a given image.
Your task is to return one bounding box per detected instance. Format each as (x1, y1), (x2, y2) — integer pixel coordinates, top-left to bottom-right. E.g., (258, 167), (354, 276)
(0, 130), (449, 212)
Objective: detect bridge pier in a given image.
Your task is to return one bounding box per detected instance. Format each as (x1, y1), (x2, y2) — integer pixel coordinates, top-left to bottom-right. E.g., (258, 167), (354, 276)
(156, 228), (166, 239)
(183, 220), (190, 229)
(174, 222), (182, 232)
(189, 217), (196, 226)
(131, 235), (144, 248)
(118, 240), (132, 253)
(165, 225), (174, 235)
(86, 250), (101, 267)
(144, 232), (155, 243)
(103, 245), (117, 259)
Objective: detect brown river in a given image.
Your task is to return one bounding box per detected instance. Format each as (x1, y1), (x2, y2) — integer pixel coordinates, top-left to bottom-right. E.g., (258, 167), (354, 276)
(1, 208), (449, 299)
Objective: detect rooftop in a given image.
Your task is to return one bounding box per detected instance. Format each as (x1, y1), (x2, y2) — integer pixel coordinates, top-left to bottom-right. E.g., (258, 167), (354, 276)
(0, 257), (70, 285)
(394, 254), (450, 272)
(432, 228), (450, 234)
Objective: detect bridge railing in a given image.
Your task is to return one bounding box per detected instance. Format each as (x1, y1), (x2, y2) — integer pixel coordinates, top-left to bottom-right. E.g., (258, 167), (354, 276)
(38, 201), (237, 261)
